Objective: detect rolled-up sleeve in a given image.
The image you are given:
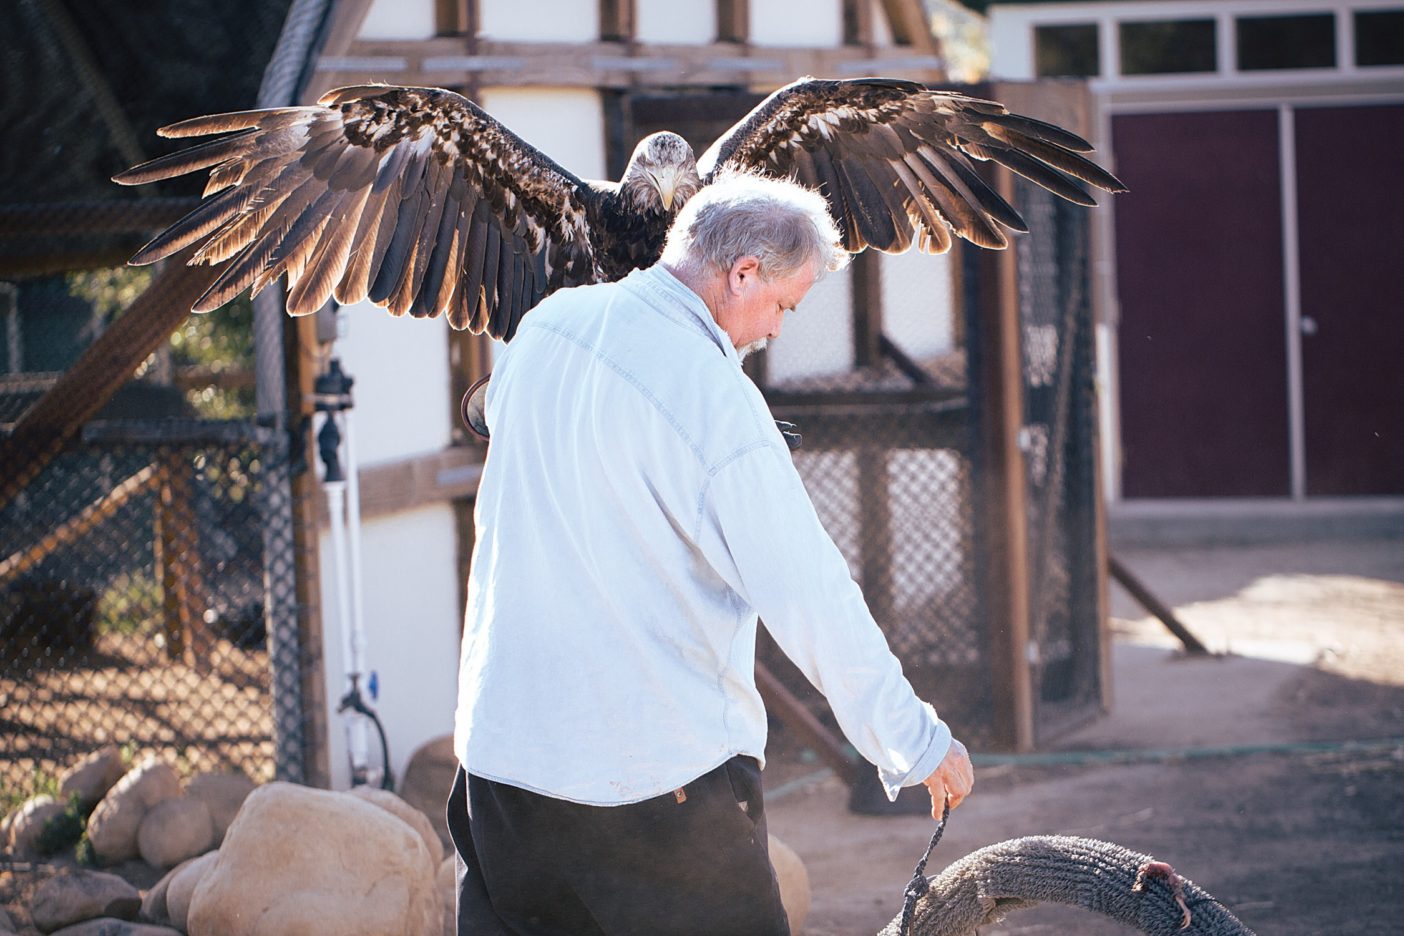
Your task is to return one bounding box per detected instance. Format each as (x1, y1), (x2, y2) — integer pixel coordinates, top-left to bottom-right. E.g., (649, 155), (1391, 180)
(696, 441), (952, 800)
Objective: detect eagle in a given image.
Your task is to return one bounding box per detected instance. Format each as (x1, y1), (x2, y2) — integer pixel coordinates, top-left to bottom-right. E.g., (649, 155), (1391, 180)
(114, 76), (1124, 344)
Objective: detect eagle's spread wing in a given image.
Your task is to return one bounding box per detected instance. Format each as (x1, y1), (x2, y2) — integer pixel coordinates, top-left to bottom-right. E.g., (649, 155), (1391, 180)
(114, 85), (599, 340)
(697, 77), (1126, 254)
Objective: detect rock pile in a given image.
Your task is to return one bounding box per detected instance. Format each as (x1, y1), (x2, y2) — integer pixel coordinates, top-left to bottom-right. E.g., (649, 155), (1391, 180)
(3, 739), (812, 935)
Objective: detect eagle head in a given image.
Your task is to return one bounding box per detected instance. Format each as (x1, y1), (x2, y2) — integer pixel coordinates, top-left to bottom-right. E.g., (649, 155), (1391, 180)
(621, 132), (700, 216)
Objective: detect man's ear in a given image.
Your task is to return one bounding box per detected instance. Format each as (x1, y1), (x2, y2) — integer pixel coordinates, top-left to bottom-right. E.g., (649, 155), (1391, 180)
(728, 256), (762, 294)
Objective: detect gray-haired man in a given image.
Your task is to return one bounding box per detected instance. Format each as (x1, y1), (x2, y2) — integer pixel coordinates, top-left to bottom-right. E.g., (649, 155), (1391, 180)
(449, 172), (973, 935)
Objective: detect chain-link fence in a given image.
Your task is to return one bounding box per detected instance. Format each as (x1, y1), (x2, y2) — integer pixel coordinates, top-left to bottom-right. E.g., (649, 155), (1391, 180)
(0, 417), (309, 796)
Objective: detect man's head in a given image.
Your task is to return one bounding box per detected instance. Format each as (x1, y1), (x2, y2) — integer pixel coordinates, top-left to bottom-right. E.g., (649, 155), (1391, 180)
(660, 171), (849, 357)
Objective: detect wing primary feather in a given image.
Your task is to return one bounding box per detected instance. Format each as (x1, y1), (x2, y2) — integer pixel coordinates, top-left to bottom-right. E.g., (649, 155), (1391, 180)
(984, 147), (1095, 206)
(479, 222), (502, 326)
(158, 107), (305, 138)
(461, 200), (491, 333)
(369, 162), (431, 304)
(336, 144), (414, 304)
(487, 231), (516, 339)
(114, 131), (265, 185)
(834, 158), (899, 250)
(979, 112), (1096, 153)
(809, 146), (865, 250)
(413, 183), (461, 318)
(927, 149), (1029, 233)
(127, 185), (258, 265)
(908, 150), (1010, 248)
(993, 132), (1128, 193)
(889, 159), (953, 254)
(288, 187), (372, 315)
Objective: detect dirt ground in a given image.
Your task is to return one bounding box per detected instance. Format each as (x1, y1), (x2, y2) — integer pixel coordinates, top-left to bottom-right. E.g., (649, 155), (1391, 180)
(3, 532), (1400, 934)
(765, 533), (1404, 935)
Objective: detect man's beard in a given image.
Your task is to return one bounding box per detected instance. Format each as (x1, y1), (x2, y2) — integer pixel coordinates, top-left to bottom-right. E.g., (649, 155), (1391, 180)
(737, 338), (768, 360)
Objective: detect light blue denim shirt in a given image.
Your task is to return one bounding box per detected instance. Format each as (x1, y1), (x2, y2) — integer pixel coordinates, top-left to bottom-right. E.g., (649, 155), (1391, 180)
(453, 264), (952, 805)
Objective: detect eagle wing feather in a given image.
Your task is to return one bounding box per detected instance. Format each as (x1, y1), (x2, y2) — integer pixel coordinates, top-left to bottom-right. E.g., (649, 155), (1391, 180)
(115, 85), (599, 339)
(697, 77), (1126, 254)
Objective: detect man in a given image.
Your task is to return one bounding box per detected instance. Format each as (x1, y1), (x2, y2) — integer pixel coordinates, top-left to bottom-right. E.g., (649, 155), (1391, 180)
(450, 172), (974, 935)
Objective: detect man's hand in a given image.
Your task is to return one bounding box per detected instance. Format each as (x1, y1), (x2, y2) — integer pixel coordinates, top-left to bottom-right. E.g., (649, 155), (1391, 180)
(921, 738), (973, 820)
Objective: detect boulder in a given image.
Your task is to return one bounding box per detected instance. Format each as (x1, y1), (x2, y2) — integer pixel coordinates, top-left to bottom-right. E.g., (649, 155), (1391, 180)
(0, 906), (16, 932)
(5, 794), (67, 857)
(164, 850), (218, 932)
(58, 748), (126, 811)
(186, 782), (439, 936)
(87, 757), (181, 865)
(30, 869), (140, 933)
(397, 735), (456, 853)
(184, 772), (254, 845)
(769, 834), (811, 935)
(47, 921), (184, 936)
(349, 786), (445, 867)
(137, 797), (214, 869)
(437, 856), (456, 936)
(138, 855), (189, 926)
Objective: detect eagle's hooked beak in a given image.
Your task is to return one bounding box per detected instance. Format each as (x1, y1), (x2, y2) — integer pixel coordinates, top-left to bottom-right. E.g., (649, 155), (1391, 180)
(650, 169), (679, 212)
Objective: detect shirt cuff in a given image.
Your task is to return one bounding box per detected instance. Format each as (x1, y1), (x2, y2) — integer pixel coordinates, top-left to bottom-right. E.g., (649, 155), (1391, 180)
(876, 708), (952, 802)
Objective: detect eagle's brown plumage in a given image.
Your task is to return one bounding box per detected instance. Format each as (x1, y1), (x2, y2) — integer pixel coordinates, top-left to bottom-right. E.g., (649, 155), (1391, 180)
(114, 77), (1125, 342)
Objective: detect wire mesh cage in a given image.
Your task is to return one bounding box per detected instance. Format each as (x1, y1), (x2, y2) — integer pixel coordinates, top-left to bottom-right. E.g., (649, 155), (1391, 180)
(0, 419), (308, 797)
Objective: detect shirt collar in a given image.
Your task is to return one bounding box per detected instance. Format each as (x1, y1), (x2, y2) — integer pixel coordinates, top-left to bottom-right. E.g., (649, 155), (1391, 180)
(630, 265), (741, 366)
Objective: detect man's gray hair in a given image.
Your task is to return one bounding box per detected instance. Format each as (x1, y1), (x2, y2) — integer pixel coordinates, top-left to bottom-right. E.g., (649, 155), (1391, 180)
(660, 170), (851, 281)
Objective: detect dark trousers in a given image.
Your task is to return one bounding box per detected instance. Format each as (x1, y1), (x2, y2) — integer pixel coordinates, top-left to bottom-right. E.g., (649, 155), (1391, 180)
(446, 757), (790, 936)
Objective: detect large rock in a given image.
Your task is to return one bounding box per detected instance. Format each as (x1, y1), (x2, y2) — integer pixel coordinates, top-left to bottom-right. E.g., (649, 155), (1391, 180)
(58, 748), (126, 811)
(47, 921), (183, 936)
(137, 797), (214, 870)
(436, 856), (456, 936)
(0, 906), (16, 933)
(769, 834), (811, 935)
(164, 850), (218, 932)
(5, 794), (67, 857)
(349, 786), (445, 867)
(397, 735), (456, 853)
(184, 772), (254, 845)
(186, 782), (439, 936)
(30, 869), (140, 933)
(87, 757), (181, 865)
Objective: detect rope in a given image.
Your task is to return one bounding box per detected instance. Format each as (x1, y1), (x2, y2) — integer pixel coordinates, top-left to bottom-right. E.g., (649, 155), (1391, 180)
(897, 797), (949, 936)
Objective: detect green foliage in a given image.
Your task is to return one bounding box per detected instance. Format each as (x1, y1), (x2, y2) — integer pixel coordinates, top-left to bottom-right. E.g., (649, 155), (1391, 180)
(66, 267), (154, 321)
(171, 294), (256, 419)
(96, 571), (161, 636)
(35, 793), (87, 857)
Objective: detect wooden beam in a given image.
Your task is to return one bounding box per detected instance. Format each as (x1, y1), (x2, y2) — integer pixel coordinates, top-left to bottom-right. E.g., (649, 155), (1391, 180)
(0, 248), (218, 511)
(599, 0), (636, 43)
(851, 251), (883, 368)
(1108, 555), (1210, 655)
(0, 464), (159, 584)
(717, 0), (749, 44)
(319, 38), (944, 90)
(844, 0), (875, 48)
(877, 0), (938, 52)
(972, 164), (1034, 753)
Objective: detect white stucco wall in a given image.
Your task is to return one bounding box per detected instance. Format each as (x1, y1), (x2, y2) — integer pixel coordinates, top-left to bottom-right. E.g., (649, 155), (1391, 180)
(881, 249), (957, 359)
(479, 0), (598, 42)
(319, 503), (463, 790)
(331, 304), (452, 466)
(765, 265), (853, 384)
(476, 87), (607, 181)
(750, 0), (843, 47)
(360, 0), (437, 40)
(637, 0), (717, 44)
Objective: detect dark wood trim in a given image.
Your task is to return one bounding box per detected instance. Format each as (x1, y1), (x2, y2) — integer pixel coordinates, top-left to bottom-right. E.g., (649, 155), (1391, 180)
(973, 166), (1034, 753)
(599, 0), (636, 43)
(851, 251), (883, 368)
(877, 0), (937, 51)
(716, 0), (749, 44)
(286, 313), (332, 789)
(319, 37), (943, 90)
(843, 0), (875, 48)
(435, 0), (469, 35)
